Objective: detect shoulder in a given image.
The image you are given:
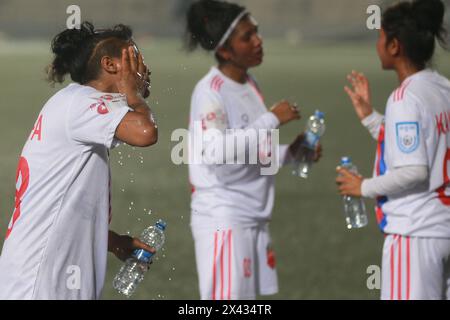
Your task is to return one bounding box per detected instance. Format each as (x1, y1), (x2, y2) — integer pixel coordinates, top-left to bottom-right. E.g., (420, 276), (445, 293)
(192, 70), (224, 106)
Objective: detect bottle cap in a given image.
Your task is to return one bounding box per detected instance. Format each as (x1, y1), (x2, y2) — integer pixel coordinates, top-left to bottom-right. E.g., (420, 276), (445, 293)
(315, 110), (325, 119)
(155, 219), (167, 231)
(340, 156), (352, 165)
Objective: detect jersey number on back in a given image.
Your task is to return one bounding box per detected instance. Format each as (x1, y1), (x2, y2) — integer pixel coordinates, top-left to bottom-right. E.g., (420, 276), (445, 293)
(437, 148), (450, 206)
(5, 157), (29, 239)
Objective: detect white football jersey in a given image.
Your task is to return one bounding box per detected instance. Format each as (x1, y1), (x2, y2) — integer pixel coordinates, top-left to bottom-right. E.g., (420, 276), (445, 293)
(374, 69), (450, 237)
(189, 67), (289, 228)
(0, 83), (131, 299)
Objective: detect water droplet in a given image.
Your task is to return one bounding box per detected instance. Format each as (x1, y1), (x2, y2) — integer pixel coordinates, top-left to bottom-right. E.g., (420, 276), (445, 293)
(130, 201), (134, 205)
(172, 267), (176, 271)
(121, 189), (125, 192)
(168, 277), (172, 281)
(128, 207), (132, 210)
(130, 180), (134, 183)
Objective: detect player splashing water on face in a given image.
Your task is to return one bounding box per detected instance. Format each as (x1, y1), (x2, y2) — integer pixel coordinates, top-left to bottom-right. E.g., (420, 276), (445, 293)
(0, 22), (157, 299)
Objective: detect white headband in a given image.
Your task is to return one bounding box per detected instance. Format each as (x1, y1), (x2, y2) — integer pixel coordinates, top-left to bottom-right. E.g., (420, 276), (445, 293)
(214, 10), (250, 52)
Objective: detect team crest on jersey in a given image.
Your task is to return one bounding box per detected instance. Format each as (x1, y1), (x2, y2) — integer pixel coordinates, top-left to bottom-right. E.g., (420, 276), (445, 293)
(88, 93), (127, 115)
(396, 122), (419, 153)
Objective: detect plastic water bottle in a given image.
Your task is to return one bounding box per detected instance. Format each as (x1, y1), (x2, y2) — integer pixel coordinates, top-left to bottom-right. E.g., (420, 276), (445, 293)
(113, 219), (167, 297)
(293, 110), (326, 178)
(340, 157), (368, 229)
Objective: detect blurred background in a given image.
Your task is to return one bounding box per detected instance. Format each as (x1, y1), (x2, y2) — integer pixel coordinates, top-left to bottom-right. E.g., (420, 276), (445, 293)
(1, 0), (450, 300)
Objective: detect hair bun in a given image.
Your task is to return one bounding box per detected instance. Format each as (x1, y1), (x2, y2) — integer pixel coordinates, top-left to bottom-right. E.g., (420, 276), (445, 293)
(412, 0), (445, 37)
(51, 22), (95, 57)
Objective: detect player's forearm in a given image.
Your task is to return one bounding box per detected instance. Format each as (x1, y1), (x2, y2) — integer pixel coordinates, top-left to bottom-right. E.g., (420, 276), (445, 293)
(108, 230), (120, 253)
(126, 95), (155, 122)
(361, 110), (384, 141)
(361, 165), (428, 198)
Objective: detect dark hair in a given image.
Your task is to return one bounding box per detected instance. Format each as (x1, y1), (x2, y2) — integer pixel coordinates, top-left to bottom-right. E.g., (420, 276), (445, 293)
(382, 0), (447, 69)
(185, 0), (247, 61)
(47, 21), (133, 84)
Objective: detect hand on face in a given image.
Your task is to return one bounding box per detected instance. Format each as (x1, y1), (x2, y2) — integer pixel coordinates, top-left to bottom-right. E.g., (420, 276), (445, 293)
(116, 45), (151, 100)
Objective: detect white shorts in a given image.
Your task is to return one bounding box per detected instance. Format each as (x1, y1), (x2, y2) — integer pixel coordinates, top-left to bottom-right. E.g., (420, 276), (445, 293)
(191, 223), (278, 300)
(381, 234), (450, 300)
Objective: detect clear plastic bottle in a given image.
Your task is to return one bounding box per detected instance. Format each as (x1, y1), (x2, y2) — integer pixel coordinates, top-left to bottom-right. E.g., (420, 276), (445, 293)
(293, 110), (326, 178)
(113, 219), (167, 297)
(340, 157), (368, 229)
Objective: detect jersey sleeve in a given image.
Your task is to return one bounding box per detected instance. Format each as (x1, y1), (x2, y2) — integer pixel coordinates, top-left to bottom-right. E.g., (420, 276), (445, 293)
(67, 92), (132, 149)
(191, 87), (228, 132)
(385, 90), (428, 168)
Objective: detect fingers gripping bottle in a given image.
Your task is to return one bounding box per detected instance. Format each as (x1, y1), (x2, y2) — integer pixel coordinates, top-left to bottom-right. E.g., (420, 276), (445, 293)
(293, 110), (326, 178)
(113, 219), (167, 297)
(340, 157), (368, 229)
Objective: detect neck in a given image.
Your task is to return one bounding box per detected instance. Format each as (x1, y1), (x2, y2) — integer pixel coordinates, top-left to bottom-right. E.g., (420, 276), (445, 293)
(85, 79), (117, 93)
(395, 60), (422, 83)
(218, 62), (248, 84)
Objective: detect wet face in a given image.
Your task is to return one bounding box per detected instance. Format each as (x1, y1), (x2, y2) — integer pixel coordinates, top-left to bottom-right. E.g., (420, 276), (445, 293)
(131, 42), (151, 98)
(219, 16), (263, 69)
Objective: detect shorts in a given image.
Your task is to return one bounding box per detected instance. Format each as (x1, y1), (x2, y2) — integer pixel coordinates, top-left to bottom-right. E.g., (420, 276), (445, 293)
(381, 234), (450, 300)
(191, 223), (278, 300)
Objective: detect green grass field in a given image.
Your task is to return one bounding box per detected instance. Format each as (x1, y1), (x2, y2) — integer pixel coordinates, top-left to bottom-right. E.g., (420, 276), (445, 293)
(1, 39), (450, 300)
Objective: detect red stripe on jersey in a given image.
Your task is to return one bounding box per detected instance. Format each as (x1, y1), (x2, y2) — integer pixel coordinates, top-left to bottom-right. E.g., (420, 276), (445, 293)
(398, 235), (402, 300)
(212, 232), (218, 300)
(399, 80), (412, 101)
(393, 80), (412, 102)
(211, 76), (224, 92)
(216, 79), (224, 91)
(220, 230), (225, 300)
(210, 76), (219, 90)
(390, 235), (398, 300)
(406, 236), (410, 300)
(247, 76), (265, 102)
(228, 229), (232, 300)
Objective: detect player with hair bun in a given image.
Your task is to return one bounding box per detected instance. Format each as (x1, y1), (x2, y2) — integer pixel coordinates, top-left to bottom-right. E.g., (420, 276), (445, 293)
(337, 0), (450, 300)
(186, 0), (321, 300)
(0, 22), (157, 299)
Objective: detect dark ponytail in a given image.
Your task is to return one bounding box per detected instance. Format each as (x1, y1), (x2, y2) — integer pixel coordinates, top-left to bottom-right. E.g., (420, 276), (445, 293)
(382, 0), (447, 69)
(185, 0), (246, 53)
(47, 21), (133, 84)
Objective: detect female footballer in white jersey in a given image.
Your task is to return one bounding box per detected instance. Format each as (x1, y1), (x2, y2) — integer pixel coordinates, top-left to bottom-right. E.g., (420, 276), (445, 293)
(185, 0), (321, 300)
(337, 0), (450, 299)
(0, 22), (157, 299)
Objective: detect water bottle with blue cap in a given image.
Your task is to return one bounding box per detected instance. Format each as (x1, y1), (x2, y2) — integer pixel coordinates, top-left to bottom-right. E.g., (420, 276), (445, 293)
(113, 219), (167, 297)
(340, 157), (368, 229)
(293, 110), (326, 178)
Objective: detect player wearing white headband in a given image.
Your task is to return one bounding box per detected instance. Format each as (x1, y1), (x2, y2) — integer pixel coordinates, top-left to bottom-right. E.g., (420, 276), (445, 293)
(185, 0), (322, 300)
